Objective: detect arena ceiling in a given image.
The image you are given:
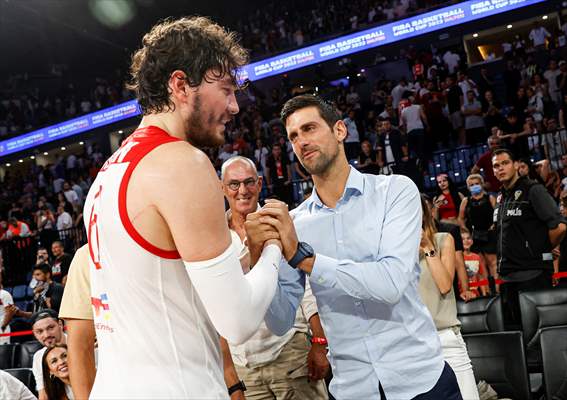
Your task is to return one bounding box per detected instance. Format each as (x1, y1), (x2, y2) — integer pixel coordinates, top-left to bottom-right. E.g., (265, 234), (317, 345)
(0, 0), (265, 76)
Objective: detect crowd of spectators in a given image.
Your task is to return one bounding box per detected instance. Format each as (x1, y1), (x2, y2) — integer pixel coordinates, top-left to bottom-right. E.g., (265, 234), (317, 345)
(1, 9), (567, 400)
(0, 0), (465, 140)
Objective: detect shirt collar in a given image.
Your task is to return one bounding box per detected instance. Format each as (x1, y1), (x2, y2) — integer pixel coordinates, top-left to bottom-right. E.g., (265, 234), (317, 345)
(308, 166), (364, 210)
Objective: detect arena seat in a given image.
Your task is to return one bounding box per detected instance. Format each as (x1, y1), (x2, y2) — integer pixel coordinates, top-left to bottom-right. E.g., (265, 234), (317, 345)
(464, 331), (530, 400)
(0, 343), (18, 369)
(16, 340), (43, 368)
(540, 325), (567, 400)
(456, 296), (504, 334)
(4, 367), (37, 394)
(519, 288), (567, 371)
(12, 285), (28, 301)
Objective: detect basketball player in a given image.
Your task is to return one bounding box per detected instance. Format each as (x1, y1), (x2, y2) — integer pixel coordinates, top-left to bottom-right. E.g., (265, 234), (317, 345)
(83, 17), (281, 398)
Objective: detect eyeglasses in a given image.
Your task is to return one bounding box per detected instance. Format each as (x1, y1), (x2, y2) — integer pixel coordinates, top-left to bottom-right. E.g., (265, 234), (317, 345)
(226, 177), (258, 191)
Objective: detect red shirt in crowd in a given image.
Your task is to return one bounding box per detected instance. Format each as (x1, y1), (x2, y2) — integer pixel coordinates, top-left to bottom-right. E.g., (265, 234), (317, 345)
(462, 252), (487, 297)
(475, 150), (501, 192)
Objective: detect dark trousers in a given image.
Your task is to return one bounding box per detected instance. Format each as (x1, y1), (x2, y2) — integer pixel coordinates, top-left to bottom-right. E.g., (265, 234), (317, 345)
(501, 270), (553, 329)
(379, 362), (462, 400)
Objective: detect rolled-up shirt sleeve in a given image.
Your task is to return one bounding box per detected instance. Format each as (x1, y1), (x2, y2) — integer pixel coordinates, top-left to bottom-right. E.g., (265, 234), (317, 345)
(300, 278), (318, 322)
(309, 176), (422, 305)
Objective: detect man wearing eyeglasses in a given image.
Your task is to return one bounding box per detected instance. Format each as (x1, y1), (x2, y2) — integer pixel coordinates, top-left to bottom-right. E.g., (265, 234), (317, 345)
(219, 156), (329, 400)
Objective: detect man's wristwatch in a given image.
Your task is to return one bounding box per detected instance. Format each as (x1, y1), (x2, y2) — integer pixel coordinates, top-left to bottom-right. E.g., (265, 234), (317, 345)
(288, 242), (315, 269)
(228, 380), (246, 396)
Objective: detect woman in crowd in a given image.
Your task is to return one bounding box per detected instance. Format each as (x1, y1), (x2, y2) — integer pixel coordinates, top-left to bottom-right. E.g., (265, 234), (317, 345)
(357, 140), (380, 174)
(419, 195), (480, 400)
(433, 173), (464, 224)
(458, 174), (497, 292)
(42, 344), (73, 400)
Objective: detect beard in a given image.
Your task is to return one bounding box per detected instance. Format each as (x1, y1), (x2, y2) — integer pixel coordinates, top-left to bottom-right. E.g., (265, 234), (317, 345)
(300, 145), (340, 176)
(185, 93), (226, 148)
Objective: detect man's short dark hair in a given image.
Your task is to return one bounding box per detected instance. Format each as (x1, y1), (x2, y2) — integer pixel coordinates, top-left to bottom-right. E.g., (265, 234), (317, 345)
(280, 95), (341, 130)
(33, 263), (51, 275)
(52, 241), (63, 248)
(127, 16), (248, 115)
(492, 148), (516, 161)
(31, 309), (59, 326)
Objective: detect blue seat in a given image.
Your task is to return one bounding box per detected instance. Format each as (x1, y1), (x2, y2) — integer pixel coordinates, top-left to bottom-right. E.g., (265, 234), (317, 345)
(12, 285), (28, 301)
(25, 286), (34, 299)
(3, 286), (13, 295)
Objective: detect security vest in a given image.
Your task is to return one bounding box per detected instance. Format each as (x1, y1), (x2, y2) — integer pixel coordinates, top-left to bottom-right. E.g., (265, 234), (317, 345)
(495, 176), (553, 275)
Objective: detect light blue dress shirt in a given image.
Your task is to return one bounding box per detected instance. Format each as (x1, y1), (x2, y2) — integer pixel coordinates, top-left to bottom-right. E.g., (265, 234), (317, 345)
(265, 167), (445, 399)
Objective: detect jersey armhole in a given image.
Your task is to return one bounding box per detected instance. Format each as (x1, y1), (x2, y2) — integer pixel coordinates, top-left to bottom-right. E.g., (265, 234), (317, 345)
(118, 140), (181, 260)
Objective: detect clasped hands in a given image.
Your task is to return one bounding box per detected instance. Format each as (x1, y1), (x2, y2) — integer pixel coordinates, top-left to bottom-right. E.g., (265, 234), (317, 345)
(244, 199), (302, 269)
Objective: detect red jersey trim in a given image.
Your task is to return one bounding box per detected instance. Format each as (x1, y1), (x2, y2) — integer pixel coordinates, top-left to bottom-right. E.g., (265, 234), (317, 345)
(118, 127), (181, 260)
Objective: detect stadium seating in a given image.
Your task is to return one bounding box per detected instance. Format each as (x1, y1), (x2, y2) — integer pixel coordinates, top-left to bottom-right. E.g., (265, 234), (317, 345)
(16, 340), (43, 368)
(0, 343), (18, 369)
(540, 325), (567, 400)
(464, 331), (530, 400)
(456, 296), (505, 335)
(5, 367), (37, 395)
(519, 288), (567, 371)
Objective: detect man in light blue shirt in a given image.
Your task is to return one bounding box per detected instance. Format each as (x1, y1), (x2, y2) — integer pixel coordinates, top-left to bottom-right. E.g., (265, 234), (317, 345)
(252, 95), (462, 399)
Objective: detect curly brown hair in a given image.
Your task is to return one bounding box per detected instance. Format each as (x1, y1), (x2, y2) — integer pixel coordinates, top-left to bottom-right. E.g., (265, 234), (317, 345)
(127, 16), (248, 115)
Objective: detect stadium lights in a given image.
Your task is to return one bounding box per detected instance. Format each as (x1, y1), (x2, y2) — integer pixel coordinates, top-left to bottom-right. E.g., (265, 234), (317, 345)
(542, 15), (548, 20)
(360, 69), (365, 73)
(43, 152), (49, 156)
(61, 147), (66, 151)
(18, 159), (23, 163)
(118, 130), (123, 134)
(473, 33), (479, 38)
(357, 73), (361, 77)
(5, 163), (11, 167)
(79, 141), (84, 145)
(30, 156), (35, 160)
(300, 85), (304, 89)
(507, 24), (513, 29)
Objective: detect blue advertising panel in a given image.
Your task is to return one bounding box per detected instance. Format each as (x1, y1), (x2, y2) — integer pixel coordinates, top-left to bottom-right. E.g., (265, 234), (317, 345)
(0, 100), (140, 158)
(0, 0), (545, 158)
(239, 0), (545, 81)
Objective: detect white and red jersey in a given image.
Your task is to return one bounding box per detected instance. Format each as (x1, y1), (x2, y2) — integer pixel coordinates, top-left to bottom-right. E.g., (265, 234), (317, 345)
(84, 126), (227, 399)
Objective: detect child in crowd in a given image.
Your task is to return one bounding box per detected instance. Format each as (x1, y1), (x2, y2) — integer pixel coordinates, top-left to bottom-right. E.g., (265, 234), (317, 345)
(461, 228), (489, 297)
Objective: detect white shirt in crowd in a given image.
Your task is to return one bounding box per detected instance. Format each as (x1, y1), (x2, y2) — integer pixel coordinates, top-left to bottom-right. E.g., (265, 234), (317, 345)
(384, 133), (395, 164)
(218, 150), (237, 164)
(529, 27), (551, 47)
(343, 117), (360, 143)
(443, 51), (460, 74)
(458, 78), (478, 98)
(462, 99), (485, 130)
(254, 147), (269, 173)
(0, 370), (37, 400)
(53, 178), (65, 194)
(391, 83), (407, 110)
(401, 104), (424, 132)
(66, 154), (77, 170)
(72, 183), (84, 203)
(0, 289), (14, 344)
(57, 211), (73, 231)
(64, 189), (79, 206)
(544, 68), (561, 97)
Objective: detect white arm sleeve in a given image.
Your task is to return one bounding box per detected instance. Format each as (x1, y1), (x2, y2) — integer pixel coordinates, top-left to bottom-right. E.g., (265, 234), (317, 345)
(184, 242), (281, 345)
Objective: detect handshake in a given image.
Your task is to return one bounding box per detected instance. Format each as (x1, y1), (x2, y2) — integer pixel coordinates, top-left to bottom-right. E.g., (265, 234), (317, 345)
(244, 199), (301, 268)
